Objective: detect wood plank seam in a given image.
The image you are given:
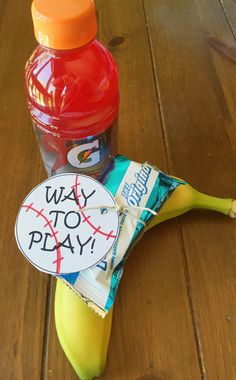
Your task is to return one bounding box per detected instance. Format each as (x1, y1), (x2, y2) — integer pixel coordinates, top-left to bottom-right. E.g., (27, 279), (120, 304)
(141, 0), (171, 172)
(142, 1), (208, 378)
(41, 277), (53, 380)
(219, 0), (236, 40)
(176, 221), (207, 380)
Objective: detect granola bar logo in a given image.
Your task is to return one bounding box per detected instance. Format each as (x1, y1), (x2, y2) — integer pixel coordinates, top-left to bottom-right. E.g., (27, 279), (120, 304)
(121, 164), (152, 206)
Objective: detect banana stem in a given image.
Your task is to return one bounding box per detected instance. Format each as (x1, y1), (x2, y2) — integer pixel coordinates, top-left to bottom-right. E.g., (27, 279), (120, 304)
(192, 188), (234, 216)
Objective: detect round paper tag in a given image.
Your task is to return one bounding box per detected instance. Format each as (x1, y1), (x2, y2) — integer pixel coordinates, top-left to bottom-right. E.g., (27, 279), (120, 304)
(15, 174), (119, 275)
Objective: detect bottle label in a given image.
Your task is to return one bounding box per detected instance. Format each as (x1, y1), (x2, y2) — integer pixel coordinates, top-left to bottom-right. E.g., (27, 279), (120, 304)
(33, 120), (117, 177)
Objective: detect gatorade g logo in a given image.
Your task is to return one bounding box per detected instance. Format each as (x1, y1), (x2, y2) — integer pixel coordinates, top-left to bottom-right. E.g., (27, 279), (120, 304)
(67, 140), (100, 169)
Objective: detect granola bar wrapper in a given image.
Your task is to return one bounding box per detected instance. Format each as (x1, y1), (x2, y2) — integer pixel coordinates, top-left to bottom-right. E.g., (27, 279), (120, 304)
(60, 155), (183, 317)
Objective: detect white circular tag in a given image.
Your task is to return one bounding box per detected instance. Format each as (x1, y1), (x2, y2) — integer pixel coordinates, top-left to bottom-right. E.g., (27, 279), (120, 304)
(15, 174), (119, 275)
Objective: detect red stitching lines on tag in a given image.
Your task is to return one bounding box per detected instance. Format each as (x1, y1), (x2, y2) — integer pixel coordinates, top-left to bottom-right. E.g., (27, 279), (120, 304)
(72, 175), (116, 241)
(22, 203), (64, 274)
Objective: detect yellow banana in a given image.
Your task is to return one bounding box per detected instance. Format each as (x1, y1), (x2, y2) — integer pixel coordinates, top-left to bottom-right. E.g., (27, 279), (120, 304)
(54, 180), (235, 380)
(147, 181), (236, 230)
(55, 280), (113, 380)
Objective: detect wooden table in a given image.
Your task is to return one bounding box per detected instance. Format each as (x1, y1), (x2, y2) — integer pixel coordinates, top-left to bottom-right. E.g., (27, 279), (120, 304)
(1, 1), (236, 379)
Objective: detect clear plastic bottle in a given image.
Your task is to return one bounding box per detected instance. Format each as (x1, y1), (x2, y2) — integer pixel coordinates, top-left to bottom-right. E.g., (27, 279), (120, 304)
(25, 0), (119, 177)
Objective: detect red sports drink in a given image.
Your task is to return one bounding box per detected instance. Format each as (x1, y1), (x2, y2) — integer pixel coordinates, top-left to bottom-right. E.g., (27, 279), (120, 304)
(25, 0), (119, 177)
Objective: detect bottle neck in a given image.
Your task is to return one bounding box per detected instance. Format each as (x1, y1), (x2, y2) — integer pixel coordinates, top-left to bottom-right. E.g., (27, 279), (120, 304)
(39, 38), (96, 57)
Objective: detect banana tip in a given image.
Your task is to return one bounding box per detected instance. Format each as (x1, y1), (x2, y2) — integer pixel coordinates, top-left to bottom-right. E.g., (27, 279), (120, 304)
(229, 200), (236, 218)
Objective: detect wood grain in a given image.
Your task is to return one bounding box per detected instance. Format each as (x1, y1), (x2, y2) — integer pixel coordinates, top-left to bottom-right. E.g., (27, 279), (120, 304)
(45, 0), (202, 379)
(1, 0), (236, 379)
(220, 0), (236, 37)
(143, 0), (236, 379)
(0, 0), (48, 379)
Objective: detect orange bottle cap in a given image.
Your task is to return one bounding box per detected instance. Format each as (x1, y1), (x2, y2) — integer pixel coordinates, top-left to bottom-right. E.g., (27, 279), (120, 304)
(31, 0), (97, 50)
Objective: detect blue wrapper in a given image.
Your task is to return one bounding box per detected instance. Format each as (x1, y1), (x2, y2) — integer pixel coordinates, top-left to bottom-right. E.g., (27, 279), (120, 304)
(60, 155), (184, 316)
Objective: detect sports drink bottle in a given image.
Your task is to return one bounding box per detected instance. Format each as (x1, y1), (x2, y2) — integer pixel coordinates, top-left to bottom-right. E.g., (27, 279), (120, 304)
(25, 0), (119, 177)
